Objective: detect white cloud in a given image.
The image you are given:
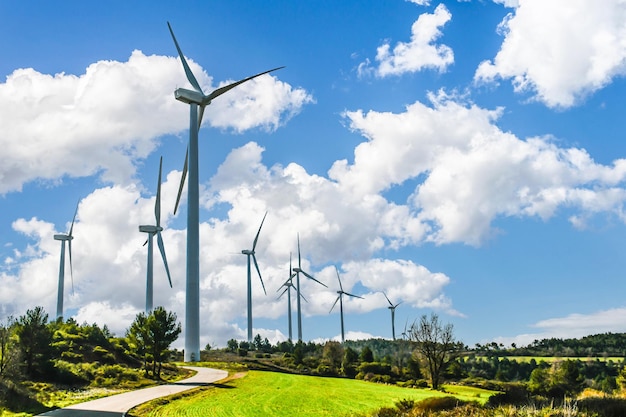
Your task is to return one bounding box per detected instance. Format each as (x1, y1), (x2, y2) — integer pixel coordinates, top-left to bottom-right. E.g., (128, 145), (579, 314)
(1, 141), (457, 347)
(0, 51), (312, 194)
(339, 91), (626, 245)
(368, 4), (454, 77)
(475, 0), (626, 108)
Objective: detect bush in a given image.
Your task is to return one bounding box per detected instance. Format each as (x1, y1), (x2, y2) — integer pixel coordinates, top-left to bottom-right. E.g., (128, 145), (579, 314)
(60, 351), (83, 362)
(372, 407), (400, 417)
(413, 396), (466, 412)
(578, 396), (626, 417)
(237, 348), (248, 357)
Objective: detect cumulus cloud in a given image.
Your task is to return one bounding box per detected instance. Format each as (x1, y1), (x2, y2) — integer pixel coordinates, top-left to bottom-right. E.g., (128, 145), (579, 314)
(339, 91), (626, 245)
(361, 4), (454, 77)
(0, 51), (312, 194)
(1, 141), (456, 347)
(475, 0), (626, 108)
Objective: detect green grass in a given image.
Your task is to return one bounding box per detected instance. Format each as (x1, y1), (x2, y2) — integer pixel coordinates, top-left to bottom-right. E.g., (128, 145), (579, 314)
(130, 371), (496, 417)
(501, 356), (625, 363)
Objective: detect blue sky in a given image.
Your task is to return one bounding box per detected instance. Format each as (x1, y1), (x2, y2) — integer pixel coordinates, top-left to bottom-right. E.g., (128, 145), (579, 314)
(2, 0), (626, 349)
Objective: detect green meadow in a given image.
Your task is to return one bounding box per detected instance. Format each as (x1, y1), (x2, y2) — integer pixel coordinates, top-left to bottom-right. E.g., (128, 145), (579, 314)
(129, 370), (495, 417)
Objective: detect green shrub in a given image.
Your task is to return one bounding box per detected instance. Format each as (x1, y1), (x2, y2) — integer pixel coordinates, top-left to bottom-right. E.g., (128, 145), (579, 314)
(60, 351), (83, 362)
(414, 396), (465, 412)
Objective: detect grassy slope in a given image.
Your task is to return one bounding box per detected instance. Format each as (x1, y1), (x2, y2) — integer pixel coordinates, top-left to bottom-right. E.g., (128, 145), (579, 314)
(132, 371), (495, 417)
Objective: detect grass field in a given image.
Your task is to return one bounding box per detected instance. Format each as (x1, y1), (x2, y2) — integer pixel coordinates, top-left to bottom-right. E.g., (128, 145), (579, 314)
(129, 370), (496, 417)
(498, 356), (625, 363)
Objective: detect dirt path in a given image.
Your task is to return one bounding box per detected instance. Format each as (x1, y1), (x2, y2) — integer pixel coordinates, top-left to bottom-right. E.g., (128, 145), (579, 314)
(37, 366), (228, 417)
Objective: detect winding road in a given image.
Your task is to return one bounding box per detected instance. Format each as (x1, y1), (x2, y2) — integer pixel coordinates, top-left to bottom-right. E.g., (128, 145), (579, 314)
(37, 366), (228, 417)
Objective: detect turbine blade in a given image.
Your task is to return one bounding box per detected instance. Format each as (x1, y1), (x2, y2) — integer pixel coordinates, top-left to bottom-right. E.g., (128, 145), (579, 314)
(345, 292), (364, 299)
(198, 105), (205, 129)
(167, 22), (203, 94)
(155, 156), (163, 227)
(143, 238), (148, 247)
(252, 254), (266, 295)
(206, 67), (285, 102)
(297, 233), (301, 269)
(277, 287), (288, 300)
(335, 266), (343, 292)
(252, 211), (267, 251)
(174, 148), (188, 215)
(69, 202), (79, 236)
(300, 292), (309, 303)
(329, 296), (340, 313)
(301, 270), (327, 287)
(157, 232), (173, 288)
(382, 291), (392, 306)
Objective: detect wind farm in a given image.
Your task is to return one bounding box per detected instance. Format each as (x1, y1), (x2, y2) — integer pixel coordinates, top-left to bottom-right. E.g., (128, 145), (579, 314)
(4, 0), (626, 376)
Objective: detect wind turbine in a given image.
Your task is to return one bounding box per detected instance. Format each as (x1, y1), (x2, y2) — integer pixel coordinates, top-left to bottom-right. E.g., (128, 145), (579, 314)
(277, 253), (298, 341)
(292, 234), (327, 342)
(382, 292), (402, 340)
(53, 203), (78, 320)
(139, 156), (173, 313)
(401, 318), (409, 340)
(329, 266), (364, 343)
(242, 212), (268, 342)
(167, 22), (283, 362)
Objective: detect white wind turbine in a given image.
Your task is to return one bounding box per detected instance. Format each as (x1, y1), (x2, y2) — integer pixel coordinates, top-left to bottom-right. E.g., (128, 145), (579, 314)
(53, 203), (78, 320)
(167, 22), (283, 362)
(139, 156), (173, 313)
(242, 212), (268, 342)
(383, 292), (402, 340)
(329, 266), (364, 343)
(292, 234), (327, 341)
(277, 253), (298, 341)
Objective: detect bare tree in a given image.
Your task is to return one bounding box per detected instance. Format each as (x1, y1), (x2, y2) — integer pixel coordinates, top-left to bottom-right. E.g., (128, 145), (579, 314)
(408, 313), (459, 389)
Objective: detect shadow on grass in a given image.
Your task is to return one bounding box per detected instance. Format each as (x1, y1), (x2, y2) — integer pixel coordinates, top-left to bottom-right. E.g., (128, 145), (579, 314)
(1, 378), (52, 416)
(36, 409), (122, 416)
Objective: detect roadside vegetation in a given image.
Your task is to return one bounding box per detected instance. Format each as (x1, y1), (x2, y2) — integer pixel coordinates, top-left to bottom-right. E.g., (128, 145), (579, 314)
(0, 306), (185, 416)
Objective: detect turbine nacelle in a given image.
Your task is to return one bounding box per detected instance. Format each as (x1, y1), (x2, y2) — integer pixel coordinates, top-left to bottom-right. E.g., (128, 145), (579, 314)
(54, 234), (73, 241)
(241, 249), (254, 255)
(139, 225), (163, 233)
(174, 88), (209, 106)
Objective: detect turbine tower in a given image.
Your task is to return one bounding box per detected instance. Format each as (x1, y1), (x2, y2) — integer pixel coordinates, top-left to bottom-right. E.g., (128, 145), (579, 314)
(167, 22), (283, 362)
(242, 212), (268, 342)
(329, 266), (364, 343)
(53, 203), (78, 320)
(292, 234), (327, 342)
(139, 156), (173, 313)
(383, 292), (402, 340)
(277, 253), (297, 341)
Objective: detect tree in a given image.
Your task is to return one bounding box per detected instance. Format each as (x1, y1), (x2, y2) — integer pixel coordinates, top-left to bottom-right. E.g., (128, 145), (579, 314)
(360, 346), (374, 363)
(15, 306), (52, 377)
(0, 316), (16, 376)
(127, 307), (181, 379)
(226, 339), (239, 352)
(408, 313), (459, 389)
(322, 341), (343, 374)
